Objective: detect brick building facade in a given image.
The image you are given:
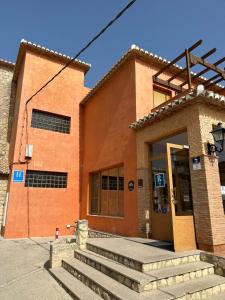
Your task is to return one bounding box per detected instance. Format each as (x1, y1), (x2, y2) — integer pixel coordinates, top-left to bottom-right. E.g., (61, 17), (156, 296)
(1, 40), (225, 254)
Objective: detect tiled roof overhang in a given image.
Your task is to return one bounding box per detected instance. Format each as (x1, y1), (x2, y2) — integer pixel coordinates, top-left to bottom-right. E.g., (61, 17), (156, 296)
(0, 157), (9, 175)
(0, 59), (15, 70)
(81, 45), (184, 105)
(13, 39), (91, 82)
(129, 85), (225, 130)
(81, 44), (222, 105)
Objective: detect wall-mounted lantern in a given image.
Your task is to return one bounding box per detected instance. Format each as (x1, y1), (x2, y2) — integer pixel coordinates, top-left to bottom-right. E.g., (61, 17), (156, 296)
(208, 122), (225, 155)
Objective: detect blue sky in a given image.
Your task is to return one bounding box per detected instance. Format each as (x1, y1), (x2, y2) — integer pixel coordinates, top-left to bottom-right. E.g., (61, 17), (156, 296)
(1, 0), (225, 87)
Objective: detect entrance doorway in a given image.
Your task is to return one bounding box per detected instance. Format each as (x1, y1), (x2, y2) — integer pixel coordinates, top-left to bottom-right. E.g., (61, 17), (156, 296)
(150, 133), (196, 251)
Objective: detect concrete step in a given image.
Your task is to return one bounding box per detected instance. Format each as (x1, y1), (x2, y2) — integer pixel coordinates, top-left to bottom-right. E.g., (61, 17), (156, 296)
(75, 249), (214, 292)
(87, 238), (200, 272)
(162, 274), (225, 299)
(207, 291), (225, 299)
(62, 258), (173, 300)
(75, 249), (154, 292)
(49, 267), (102, 300)
(148, 261), (214, 289)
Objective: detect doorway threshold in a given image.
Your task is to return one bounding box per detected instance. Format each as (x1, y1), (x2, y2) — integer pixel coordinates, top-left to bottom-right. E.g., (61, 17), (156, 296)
(124, 237), (174, 251)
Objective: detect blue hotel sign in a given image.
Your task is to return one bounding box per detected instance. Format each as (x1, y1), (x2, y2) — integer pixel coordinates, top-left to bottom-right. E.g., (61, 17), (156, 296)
(154, 173), (165, 188)
(13, 170), (25, 183)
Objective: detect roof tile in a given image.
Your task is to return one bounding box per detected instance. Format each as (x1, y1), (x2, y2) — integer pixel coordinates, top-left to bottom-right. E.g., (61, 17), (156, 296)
(129, 85), (225, 130)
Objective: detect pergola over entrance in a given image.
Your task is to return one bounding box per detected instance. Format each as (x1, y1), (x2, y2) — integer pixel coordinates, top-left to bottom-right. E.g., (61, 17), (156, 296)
(153, 39), (225, 95)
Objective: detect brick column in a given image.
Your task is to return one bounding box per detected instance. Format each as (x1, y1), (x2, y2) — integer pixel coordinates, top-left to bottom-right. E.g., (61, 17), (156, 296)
(190, 155), (225, 252)
(188, 104), (225, 253)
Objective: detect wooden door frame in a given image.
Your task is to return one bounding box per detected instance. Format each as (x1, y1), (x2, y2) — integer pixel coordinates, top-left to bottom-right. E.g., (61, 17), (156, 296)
(166, 143), (196, 251)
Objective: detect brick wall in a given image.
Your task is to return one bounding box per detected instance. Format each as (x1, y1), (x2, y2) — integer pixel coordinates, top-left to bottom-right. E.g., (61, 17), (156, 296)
(0, 64), (14, 227)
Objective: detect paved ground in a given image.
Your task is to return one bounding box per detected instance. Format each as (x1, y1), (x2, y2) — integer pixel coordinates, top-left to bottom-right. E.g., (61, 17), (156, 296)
(0, 237), (71, 300)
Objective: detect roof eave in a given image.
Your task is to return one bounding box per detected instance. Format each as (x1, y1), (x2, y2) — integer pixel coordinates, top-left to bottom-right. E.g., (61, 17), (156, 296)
(12, 40), (91, 82)
(81, 45), (216, 106)
(130, 86), (225, 130)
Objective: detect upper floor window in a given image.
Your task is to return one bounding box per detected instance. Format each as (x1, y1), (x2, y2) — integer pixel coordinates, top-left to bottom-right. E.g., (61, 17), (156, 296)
(31, 109), (71, 134)
(153, 87), (171, 107)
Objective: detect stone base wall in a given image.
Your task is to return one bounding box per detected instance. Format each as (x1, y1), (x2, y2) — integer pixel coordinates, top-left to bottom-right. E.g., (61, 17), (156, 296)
(201, 252), (225, 277)
(0, 64), (14, 230)
(137, 167), (150, 236)
(50, 239), (78, 268)
(0, 176), (8, 227)
(88, 229), (120, 238)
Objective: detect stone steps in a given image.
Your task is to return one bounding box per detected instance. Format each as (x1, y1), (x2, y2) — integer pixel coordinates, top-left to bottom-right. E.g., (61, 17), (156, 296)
(49, 267), (102, 300)
(148, 261), (214, 289)
(61, 258), (173, 300)
(207, 291), (225, 299)
(75, 249), (154, 292)
(50, 238), (225, 299)
(161, 274), (225, 299)
(87, 240), (200, 272)
(54, 257), (225, 300)
(75, 249), (214, 292)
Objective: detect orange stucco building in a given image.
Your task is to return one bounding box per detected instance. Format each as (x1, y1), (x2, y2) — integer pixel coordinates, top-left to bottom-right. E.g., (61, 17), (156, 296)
(1, 40), (225, 254)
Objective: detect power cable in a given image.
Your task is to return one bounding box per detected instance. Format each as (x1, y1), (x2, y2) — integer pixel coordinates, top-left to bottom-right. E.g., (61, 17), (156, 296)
(18, 0), (138, 162)
(14, 0), (139, 238)
(25, 0), (138, 106)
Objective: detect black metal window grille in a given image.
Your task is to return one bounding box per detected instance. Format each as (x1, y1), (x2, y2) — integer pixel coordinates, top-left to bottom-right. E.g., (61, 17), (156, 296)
(119, 177), (124, 191)
(31, 109), (71, 134)
(109, 176), (117, 190)
(25, 170), (67, 188)
(101, 176), (108, 190)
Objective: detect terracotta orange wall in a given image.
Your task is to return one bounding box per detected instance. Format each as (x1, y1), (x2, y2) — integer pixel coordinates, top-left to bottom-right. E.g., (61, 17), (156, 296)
(4, 50), (88, 238)
(134, 57), (185, 118)
(81, 59), (140, 236)
(135, 58), (154, 119)
(80, 56), (186, 237)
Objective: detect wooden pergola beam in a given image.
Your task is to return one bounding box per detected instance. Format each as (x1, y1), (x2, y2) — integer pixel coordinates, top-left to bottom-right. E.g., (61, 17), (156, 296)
(153, 40), (202, 79)
(167, 48), (216, 83)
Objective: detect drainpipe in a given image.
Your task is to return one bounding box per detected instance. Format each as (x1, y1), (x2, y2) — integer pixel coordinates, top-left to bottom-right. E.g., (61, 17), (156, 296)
(2, 192), (9, 227)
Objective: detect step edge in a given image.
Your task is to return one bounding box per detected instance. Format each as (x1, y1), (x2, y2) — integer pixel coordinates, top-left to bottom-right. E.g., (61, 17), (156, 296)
(87, 242), (200, 265)
(75, 249), (154, 284)
(149, 262), (214, 278)
(75, 249), (213, 284)
(62, 258), (154, 298)
(161, 274), (225, 297)
(49, 268), (101, 300)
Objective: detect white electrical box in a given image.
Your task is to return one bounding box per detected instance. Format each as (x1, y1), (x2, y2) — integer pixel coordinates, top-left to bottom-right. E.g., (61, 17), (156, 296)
(25, 144), (33, 158)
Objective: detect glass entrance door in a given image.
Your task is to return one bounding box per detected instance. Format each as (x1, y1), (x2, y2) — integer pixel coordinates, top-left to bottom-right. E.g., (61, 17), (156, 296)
(151, 158), (173, 242)
(167, 143), (196, 251)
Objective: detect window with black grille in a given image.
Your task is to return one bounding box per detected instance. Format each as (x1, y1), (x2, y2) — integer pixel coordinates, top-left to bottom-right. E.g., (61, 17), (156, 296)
(25, 170), (67, 188)
(109, 176), (117, 190)
(31, 109), (71, 134)
(101, 176), (108, 190)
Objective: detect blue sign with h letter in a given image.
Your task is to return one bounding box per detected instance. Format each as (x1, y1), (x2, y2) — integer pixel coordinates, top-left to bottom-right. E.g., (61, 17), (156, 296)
(154, 173), (165, 188)
(13, 170), (25, 183)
